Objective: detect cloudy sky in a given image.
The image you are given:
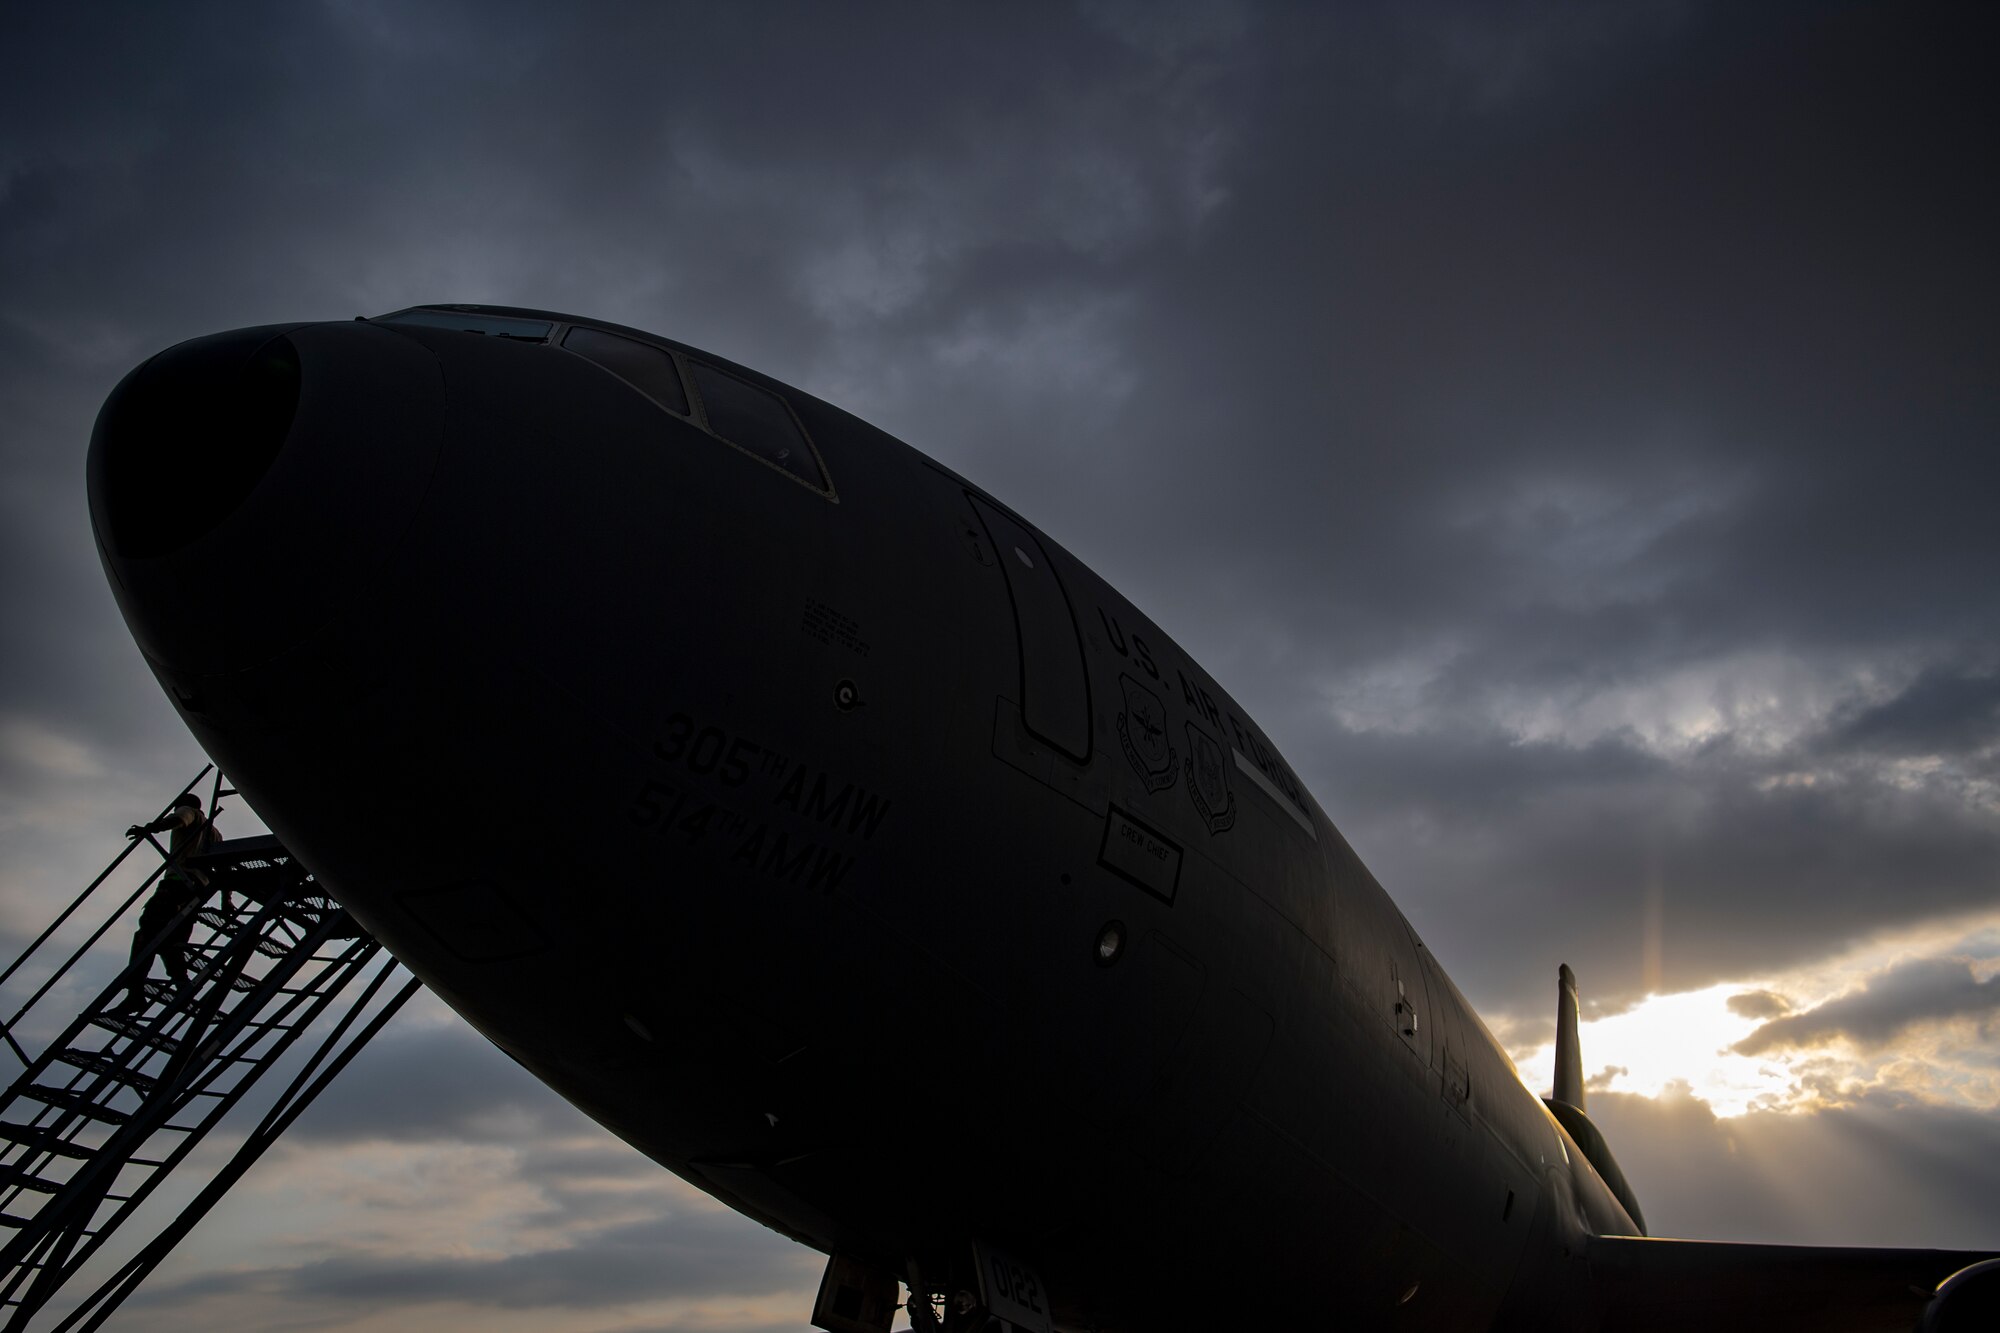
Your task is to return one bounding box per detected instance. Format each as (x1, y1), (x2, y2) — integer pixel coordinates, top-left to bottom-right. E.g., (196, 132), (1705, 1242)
(3, 1), (1997, 1327)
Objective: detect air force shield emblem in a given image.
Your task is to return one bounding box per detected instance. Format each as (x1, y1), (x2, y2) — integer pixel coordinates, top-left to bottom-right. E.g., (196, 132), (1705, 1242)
(1116, 674), (1178, 793)
(1184, 722), (1236, 834)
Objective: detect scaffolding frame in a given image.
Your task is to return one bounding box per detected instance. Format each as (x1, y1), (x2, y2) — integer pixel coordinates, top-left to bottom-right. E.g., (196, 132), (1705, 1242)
(0, 768), (422, 1330)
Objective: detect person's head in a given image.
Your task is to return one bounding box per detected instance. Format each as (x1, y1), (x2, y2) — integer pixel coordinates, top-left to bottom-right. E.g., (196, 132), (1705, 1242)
(173, 792), (201, 812)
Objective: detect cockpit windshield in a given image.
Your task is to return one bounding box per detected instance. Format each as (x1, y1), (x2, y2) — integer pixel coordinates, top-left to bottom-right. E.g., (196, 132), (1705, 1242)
(369, 306), (835, 497)
(561, 326), (690, 416)
(373, 308), (554, 341)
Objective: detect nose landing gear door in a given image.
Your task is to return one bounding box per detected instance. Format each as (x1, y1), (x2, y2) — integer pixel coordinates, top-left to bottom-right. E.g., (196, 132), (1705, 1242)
(966, 493), (1093, 765)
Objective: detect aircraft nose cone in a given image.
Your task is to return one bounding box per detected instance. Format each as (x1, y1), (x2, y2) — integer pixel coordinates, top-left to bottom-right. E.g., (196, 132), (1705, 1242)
(88, 320), (444, 676)
(89, 324), (304, 560)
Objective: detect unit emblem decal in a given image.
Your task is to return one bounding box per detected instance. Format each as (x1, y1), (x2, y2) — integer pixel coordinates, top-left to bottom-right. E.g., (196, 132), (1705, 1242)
(1116, 674), (1178, 793)
(1184, 722), (1236, 834)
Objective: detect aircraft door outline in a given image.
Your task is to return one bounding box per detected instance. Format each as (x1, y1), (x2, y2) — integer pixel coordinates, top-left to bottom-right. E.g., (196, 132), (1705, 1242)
(965, 492), (1094, 764)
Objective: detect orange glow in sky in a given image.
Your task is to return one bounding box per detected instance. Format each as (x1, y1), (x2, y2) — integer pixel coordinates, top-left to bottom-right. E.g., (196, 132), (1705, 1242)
(1509, 910), (2000, 1119)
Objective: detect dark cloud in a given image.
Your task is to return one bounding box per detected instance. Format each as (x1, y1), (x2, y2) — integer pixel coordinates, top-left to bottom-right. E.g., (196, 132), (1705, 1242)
(282, 1210), (815, 1309)
(1735, 957), (2000, 1055)
(134, 1208), (816, 1316)
(4, 1), (1999, 1324)
(1592, 1089), (2000, 1250)
(288, 1017), (596, 1145)
(1826, 670), (2000, 760)
(1585, 1064), (1629, 1093)
(1727, 990), (1794, 1021)
(3, 5), (1996, 1020)
(1314, 717), (2000, 1012)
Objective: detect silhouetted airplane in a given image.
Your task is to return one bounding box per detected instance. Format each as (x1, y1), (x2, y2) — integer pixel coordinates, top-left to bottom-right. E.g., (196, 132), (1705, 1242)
(86, 306), (1997, 1330)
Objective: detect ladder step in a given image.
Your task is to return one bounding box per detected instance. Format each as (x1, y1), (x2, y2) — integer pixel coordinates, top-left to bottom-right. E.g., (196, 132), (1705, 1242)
(53, 1050), (158, 1091)
(86, 1013), (181, 1052)
(201, 933), (297, 959)
(193, 920), (288, 948)
(84, 977), (190, 1016)
(0, 1124), (92, 1161)
(21, 1087), (132, 1125)
(0, 821), (401, 1311)
(184, 969), (260, 994)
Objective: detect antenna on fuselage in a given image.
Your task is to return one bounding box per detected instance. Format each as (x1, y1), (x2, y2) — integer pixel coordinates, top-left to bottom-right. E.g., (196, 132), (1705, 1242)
(1553, 962), (1585, 1110)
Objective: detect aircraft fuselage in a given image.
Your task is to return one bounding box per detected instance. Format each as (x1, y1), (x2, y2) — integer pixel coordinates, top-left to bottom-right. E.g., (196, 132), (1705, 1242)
(88, 307), (1647, 1330)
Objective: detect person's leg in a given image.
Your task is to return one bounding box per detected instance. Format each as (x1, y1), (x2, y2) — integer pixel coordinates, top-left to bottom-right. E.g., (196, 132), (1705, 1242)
(126, 912), (155, 972)
(114, 892), (172, 1012)
(159, 904), (198, 988)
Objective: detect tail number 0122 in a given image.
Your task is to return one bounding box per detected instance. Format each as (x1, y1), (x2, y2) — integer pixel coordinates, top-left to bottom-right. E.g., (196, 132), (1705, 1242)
(974, 1241), (1052, 1333)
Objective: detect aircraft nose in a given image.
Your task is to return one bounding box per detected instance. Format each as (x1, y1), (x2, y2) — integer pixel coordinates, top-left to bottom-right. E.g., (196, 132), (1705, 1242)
(89, 324), (304, 561)
(88, 320), (444, 676)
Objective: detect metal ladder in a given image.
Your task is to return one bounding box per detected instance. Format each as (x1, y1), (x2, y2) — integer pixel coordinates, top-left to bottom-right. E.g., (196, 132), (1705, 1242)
(0, 767), (422, 1330)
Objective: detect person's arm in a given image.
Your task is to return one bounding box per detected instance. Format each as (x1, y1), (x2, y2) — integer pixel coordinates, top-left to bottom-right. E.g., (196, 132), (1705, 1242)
(126, 807), (197, 839)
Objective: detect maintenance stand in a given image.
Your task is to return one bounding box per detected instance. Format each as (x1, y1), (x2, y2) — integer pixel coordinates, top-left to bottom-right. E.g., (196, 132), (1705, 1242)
(0, 767), (420, 1330)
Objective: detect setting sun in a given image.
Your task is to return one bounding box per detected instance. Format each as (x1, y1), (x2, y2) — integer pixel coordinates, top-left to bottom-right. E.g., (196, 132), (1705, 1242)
(1515, 983), (1798, 1116)
(1509, 910), (2000, 1119)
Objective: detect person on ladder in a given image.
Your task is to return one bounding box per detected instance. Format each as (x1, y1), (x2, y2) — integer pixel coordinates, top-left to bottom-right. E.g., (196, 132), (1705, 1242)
(113, 791), (219, 1014)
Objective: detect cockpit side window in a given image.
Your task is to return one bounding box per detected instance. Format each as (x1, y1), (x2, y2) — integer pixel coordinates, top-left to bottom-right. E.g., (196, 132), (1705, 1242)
(686, 359), (829, 493)
(373, 309), (554, 341)
(560, 326), (691, 416)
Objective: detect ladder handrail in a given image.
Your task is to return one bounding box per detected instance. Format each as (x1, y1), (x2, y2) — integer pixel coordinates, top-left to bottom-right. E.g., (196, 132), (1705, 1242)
(0, 766), (215, 1061)
(0, 764), (211, 992)
(2, 923), (385, 1318)
(0, 766), (426, 1331)
(53, 963), (423, 1333)
(0, 860), (216, 1070)
(0, 888), (288, 1141)
(0, 892), (303, 1278)
(0, 766), (210, 996)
